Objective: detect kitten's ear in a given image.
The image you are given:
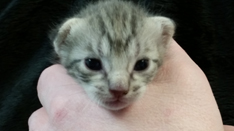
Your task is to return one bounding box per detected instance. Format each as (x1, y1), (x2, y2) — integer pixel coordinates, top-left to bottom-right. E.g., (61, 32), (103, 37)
(147, 16), (175, 45)
(53, 18), (80, 54)
(144, 16), (175, 65)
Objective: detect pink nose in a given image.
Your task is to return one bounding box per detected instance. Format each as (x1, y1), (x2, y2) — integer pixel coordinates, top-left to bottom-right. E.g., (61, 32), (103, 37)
(109, 89), (128, 98)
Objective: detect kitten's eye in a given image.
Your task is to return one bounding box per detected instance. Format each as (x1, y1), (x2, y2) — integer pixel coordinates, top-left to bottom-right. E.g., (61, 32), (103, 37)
(134, 59), (149, 71)
(85, 58), (102, 71)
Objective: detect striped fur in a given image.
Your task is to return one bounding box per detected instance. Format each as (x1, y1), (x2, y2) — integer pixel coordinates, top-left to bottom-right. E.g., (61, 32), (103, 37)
(52, 0), (175, 110)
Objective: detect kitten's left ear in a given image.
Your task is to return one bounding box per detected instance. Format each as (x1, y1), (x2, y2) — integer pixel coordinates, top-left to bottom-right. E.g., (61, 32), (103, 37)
(144, 16), (175, 64)
(148, 16), (175, 44)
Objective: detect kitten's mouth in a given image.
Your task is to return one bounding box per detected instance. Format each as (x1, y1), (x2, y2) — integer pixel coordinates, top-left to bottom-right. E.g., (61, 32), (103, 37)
(102, 98), (130, 110)
(104, 100), (127, 109)
(105, 99), (123, 105)
(97, 92), (141, 110)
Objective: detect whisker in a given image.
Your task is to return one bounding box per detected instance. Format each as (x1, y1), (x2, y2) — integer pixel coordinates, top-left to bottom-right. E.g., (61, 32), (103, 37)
(80, 99), (93, 113)
(53, 83), (80, 88)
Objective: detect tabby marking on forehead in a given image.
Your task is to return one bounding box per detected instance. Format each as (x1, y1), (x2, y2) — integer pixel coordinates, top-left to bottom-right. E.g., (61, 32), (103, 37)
(82, 1), (146, 56)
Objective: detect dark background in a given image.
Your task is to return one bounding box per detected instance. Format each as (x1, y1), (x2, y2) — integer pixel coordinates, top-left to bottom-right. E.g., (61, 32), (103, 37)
(0, 0), (234, 130)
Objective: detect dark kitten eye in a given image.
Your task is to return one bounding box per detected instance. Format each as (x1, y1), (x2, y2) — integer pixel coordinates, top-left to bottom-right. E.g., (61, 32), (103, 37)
(85, 58), (102, 71)
(134, 59), (149, 71)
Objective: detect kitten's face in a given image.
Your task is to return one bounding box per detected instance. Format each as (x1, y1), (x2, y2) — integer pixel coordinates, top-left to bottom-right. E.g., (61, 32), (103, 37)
(53, 16), (174, 110)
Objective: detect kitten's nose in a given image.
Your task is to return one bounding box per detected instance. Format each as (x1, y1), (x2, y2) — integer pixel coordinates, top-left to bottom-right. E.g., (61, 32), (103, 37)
(109, 88), (128, 98)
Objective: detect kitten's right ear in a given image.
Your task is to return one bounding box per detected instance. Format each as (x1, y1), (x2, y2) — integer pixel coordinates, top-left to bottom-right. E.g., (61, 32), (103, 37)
(53, 18), (80, 54)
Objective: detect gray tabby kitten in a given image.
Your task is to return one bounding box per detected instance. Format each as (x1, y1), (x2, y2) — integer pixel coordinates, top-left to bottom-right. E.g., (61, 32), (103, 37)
(52, 0), (175, 110)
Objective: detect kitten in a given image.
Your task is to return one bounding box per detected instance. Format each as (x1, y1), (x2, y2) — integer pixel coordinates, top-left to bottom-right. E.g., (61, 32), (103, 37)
(51, 0), (175, 110)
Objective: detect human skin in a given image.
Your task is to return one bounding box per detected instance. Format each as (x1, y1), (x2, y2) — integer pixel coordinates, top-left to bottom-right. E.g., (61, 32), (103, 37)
(28, 40), (234, 131)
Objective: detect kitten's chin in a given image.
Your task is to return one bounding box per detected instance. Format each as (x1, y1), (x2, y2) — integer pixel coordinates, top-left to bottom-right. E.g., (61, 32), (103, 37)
(98, 95), (142, 110)
(101, 99), (131, 111)
(93, 91), (145, 110)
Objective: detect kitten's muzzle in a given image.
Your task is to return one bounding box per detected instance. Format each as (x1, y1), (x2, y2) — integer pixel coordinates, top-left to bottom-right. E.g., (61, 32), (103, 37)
(109, 88), (128, 99)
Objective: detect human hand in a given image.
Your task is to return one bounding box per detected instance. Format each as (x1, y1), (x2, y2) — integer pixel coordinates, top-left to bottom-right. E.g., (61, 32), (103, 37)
(28, 40), (233, 131)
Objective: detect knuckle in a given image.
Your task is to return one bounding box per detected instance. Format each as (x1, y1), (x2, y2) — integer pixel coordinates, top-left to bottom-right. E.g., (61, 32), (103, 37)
(50, 97), (70, 125)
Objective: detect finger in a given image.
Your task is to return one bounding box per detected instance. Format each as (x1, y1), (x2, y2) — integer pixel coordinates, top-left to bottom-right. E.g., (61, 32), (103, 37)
(165, 39), (194, 63)
(37, 64), (86, 113)
(154, 39), (212, 95)
(156, 39), (204, 83)
(152, 39), (216, 106)
(37, 64), (78, 107)
(36, 64), (98, 128)
(142, 39), (224, 130)
(224, 125), (234, 131)
(28, 108), (49, 131)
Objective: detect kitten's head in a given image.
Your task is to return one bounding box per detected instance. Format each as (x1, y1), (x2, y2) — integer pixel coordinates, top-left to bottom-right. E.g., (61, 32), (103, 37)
(52, 13), (175, 110)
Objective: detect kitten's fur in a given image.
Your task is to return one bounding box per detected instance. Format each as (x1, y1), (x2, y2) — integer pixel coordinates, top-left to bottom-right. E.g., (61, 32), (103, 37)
(52, 0), (175, 110)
